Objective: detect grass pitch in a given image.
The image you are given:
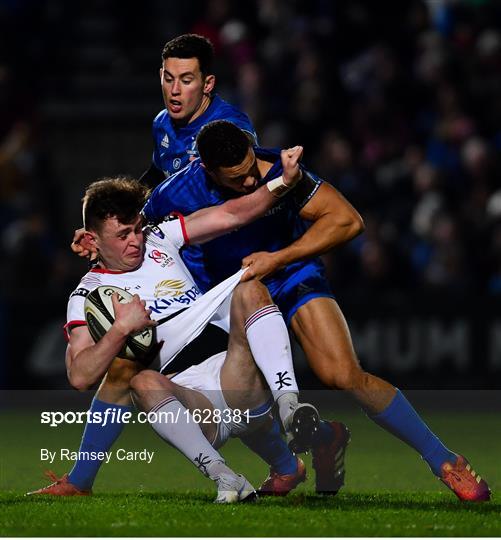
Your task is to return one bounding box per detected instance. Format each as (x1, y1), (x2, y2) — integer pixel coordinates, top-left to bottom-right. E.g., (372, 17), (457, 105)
(1, 406), (500, 536)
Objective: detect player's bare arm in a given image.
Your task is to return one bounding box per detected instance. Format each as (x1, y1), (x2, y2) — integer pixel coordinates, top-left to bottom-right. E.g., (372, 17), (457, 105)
(66, 293), (156, 391)
(70, 147), (303, 257)
(241, 183), (364, 281)
(183, 146), (304, 244)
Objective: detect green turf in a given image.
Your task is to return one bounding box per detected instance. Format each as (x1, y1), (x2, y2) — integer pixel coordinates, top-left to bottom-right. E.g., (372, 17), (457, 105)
(1, 409), (500, 536)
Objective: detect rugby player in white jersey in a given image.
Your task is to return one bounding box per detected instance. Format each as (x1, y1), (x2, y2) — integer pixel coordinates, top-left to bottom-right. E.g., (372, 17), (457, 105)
(29, 149), (319, 502)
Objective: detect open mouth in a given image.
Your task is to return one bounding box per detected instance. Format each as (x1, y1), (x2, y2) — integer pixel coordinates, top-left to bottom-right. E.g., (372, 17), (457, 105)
(169, 100), (182, 113)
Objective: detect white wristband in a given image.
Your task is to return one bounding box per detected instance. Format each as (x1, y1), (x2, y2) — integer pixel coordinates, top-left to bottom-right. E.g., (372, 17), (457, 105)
(266, 176), (291, 198)
(266, 170), (303, 198)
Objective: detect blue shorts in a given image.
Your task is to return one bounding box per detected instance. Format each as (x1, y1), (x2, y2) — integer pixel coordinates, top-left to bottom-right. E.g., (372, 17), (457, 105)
(266, 263), (335, 325)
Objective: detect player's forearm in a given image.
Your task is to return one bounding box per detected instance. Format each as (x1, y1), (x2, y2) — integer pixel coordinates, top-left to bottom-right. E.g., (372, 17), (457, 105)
(188, 185), (277, 244)
(213, 175), (305, 233)
(223, 185), (276, 227)
(274, 213), (365, 268)
(68, 325), (129, 391)
(187, 172), (305, 244)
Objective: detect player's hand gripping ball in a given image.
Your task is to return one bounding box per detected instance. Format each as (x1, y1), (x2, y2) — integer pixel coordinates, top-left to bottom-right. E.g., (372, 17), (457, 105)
(84, 285), (156, 360)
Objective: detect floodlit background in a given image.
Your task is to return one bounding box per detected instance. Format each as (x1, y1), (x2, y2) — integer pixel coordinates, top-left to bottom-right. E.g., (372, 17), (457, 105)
(1, 0), (501, 389)
(1, 5), (500, 534)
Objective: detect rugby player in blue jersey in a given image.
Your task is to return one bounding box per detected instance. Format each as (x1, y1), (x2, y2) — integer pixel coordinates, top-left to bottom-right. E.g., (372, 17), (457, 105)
(41, 36), (332, 498)
(141, 120), (491, 502)
(140, 33), (257, 187)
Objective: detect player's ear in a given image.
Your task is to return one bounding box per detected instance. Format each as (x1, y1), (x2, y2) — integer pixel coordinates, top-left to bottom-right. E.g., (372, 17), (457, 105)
(83, 230), (98, 250)
(203, 74), (215, 94)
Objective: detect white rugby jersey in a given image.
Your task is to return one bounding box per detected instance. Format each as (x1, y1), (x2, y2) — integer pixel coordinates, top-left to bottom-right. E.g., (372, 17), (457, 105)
(65, 216), (243, 369)
(65, 216), (198, 337)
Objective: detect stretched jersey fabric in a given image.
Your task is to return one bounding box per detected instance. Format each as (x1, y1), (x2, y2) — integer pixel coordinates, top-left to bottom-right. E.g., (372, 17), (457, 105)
(152, 95), (257, 178)
(142, 148), (333, 323)
(65, 217), (242, 371)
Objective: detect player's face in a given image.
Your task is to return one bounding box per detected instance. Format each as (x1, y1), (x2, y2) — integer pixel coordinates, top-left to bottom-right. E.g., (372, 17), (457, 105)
(94, 215), (145, 272)
(159, 57), (215, 125)
(210, 148), (261, 194)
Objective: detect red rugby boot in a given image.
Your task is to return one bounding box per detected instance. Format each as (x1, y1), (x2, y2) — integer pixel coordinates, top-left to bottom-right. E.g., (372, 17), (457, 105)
(312, 421), (350, 495)
(440, 455), (491, 501)
(26, 471), (92, 496)
(258, 456), (306, 496)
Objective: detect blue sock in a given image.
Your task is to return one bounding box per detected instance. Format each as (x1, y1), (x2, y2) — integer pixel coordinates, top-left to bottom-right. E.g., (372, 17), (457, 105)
(68, 398), (131, 490)
(240, 416), (297, 475)
(369, 389), (457, 476)
(312, 420), (335, 446)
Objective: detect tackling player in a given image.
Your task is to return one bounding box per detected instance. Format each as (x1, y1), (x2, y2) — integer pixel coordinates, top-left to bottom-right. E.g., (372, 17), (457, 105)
(142, 120), (491, 502)
(29, 170), (318, 502)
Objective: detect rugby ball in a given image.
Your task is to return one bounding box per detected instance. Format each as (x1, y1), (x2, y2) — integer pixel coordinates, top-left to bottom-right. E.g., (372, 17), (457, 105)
(84, 285), (155, 360)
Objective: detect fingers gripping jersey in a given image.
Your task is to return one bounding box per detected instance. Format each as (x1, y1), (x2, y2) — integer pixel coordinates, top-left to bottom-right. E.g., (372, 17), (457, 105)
(65, 216), (242, 370)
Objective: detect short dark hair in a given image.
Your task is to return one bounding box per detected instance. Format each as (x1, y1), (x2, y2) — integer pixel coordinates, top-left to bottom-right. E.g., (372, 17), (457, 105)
(197, 120), (251, 171)
(83, 177), (150, 232)
(161, 34), (214, 75)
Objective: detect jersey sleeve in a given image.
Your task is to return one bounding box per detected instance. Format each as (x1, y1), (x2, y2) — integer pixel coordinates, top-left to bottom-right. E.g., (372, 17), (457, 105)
(64, 287), (90, 340)
(149, 215), (189, 250)
(291, 169), (323, 210)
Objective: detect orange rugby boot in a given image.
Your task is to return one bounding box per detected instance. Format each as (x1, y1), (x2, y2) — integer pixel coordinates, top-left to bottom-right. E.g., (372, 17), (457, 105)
(26, 471), (92, 496)
(440, 455), (491, 501)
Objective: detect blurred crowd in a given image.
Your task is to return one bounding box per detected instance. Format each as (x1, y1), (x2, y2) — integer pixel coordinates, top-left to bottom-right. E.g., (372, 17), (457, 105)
(1, 0), (501, 385)
(192, 0), (501, 299)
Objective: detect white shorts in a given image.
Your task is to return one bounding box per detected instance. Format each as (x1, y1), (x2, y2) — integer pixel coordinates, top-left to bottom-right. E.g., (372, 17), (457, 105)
(171, 351), (272, 448)
(154, 269), (244, 371)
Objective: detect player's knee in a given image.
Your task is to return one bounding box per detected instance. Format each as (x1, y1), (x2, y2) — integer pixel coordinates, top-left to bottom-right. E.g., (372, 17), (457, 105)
(232, 280), (272, 313)
(130, 370), (160, 395)
(321, 362), (365, 390)
(130, 370), (175, 398)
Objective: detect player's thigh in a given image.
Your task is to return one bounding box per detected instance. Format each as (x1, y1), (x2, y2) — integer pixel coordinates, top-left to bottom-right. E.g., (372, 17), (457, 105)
(291, 296), (361, 384)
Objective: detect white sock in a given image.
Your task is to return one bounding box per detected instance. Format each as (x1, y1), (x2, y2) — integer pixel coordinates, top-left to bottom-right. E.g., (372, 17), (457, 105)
(277, 392), (299, 427)
(149, 397), (225, 479)
(205, 461), (237, 480)
(245, 305), (299, 403)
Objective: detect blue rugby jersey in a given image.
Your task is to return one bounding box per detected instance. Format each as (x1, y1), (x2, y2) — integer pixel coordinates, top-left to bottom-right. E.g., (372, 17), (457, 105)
(142, 147), (326, 294)
(152, 95), (257, 178)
